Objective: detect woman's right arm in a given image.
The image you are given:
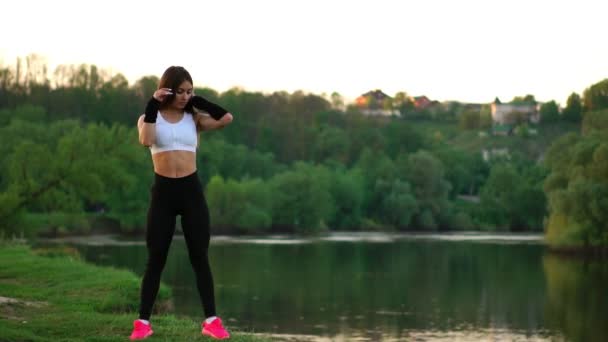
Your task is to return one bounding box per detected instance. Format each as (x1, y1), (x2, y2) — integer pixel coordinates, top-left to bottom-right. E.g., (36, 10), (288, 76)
(137, 88), (172, 146)
(138, 114), (156, 146)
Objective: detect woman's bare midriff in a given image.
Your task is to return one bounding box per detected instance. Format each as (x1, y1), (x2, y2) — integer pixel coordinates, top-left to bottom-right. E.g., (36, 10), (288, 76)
(152, 150), (197, 178)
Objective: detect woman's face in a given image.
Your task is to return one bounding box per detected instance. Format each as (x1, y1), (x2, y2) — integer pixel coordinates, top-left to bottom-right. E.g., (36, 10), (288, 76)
(171, 80), (193, 109)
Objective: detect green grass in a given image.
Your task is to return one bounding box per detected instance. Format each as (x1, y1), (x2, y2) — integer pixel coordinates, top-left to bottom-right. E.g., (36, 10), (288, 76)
(0, 243), (270, 341)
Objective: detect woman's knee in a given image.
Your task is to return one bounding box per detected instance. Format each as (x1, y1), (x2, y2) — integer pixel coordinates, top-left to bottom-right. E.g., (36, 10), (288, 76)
(187, 249), (210, 270)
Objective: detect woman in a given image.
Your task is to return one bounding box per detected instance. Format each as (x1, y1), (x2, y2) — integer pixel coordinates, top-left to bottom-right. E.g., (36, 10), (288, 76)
(130, 66), (233, 340)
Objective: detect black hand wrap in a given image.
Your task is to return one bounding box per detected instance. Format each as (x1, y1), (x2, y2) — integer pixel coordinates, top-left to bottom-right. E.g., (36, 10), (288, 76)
(190, 95), (228, 120)
(144, 97), (160, 123)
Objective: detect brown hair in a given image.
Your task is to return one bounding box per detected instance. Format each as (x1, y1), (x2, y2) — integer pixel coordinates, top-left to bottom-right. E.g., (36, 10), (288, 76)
(158, 66), (195, 111)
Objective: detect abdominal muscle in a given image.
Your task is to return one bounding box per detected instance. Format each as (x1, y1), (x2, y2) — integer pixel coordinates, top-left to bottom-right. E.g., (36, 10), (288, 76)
(152, 150), (197, 178)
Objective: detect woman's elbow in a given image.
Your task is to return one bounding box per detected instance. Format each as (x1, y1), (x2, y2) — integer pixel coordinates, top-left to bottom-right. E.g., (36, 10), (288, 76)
(139, 136), (153, 147)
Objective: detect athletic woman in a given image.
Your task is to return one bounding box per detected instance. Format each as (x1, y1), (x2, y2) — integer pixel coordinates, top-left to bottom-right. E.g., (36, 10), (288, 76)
(130, 66), (233, 340)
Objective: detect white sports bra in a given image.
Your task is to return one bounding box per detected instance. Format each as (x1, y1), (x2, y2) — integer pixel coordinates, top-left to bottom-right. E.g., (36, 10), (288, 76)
(149, 111), (198, 154)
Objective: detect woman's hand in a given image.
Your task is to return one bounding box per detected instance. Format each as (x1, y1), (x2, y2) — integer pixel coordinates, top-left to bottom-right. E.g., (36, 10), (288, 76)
(153, 88), (173, 101)
(220, 113), (233, 125)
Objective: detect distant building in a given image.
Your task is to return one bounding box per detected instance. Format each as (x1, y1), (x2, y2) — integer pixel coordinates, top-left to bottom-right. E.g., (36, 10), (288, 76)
(356, 89), (390, 106)
(355, 89), (400, 116)
(490, 99), (540, 124)
(411, 96), (432, 110)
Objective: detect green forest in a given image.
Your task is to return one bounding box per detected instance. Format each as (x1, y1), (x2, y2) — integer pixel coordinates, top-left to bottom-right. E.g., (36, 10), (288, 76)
(1, 55), (607, 251)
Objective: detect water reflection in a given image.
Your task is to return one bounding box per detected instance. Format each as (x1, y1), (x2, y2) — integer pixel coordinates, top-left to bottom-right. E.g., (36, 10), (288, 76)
(41, 233), (607, 341)
(543, 254), (608, 342)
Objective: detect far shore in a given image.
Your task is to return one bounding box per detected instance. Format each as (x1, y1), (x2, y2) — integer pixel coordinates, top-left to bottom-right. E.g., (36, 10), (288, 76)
(34, 230), (546, 246)
(31, 231), (608, 259)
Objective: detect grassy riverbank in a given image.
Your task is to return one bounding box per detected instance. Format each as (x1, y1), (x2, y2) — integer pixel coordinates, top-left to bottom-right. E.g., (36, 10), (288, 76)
(0, 243), (269, 341)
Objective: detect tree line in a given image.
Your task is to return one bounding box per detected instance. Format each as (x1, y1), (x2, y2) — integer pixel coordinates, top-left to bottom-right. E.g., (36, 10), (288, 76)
(1, 55), (607, 251)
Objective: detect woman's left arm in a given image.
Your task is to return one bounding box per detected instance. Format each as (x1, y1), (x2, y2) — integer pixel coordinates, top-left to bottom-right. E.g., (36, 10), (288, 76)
(196, 113), (233, 132)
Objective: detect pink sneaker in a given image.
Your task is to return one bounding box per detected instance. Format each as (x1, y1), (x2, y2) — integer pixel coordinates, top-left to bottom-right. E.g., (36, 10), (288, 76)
(129, 320), (153, 340)
(202, 317), (230, 340)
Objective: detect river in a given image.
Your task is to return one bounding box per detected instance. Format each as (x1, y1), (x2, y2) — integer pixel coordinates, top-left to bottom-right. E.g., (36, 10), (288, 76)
(40, 232), (607, 341)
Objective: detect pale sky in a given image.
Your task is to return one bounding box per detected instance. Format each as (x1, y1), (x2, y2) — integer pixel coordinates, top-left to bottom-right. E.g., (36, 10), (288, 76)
(1, 0), (607, 104)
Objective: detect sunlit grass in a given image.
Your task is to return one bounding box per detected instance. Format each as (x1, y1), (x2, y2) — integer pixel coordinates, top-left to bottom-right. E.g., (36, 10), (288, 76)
(0, 243), (269, 341)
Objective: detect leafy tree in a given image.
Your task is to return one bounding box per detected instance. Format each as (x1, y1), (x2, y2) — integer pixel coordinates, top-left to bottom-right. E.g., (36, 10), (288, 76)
(582, 79), (608, 112)
(511, 94), (536, 104)
(459, 109), (481, 130)
(404, 151), (451, 230)
(479, 105), (493, 129)
(432, 146), (487, 198)
(197, 137), (282, 185)
(330, 92), (344, 110)
(479, 162), (546, 231)
(355, 148), (396, 218)
(269, 162), (334, 233)
(327, 168), (365, 230)
(540, 100), (560, 123)
(133, 76), (159, 99)
(348, 122), (387, 164)
(382, 121), (425, 159)
(374, 179), (417, 229)
(393, 91), (415, 116)
(313, 125), (351, 164)
(479, 164), (518, 229)
(544, 127), (608, 249)
(0, 117), (138, 234)
(562, 92), (582, 122)
(581, 109), (608, 135)
(205, 176), (272, 234)
(102, 137), (153, 231)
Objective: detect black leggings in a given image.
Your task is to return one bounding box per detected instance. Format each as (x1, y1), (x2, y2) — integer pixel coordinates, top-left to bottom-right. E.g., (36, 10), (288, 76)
(138, 172), (216, 320)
